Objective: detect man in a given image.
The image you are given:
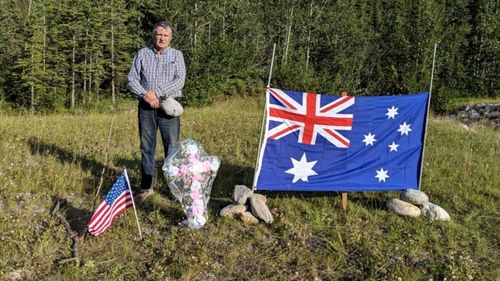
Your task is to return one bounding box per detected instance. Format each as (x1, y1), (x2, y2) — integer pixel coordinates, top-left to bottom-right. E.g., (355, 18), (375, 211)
(128, 21), (186, 202)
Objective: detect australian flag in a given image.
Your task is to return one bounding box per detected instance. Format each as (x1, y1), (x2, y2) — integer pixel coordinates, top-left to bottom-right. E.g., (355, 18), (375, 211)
(254, 88), (429, 191)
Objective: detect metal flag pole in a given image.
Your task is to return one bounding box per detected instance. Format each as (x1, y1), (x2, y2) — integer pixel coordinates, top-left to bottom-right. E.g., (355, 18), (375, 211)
(418, 43), (437, 190)
(124, 169), (143, 239)
(253, 43), (276, 189)
(267, 43), (276, 88)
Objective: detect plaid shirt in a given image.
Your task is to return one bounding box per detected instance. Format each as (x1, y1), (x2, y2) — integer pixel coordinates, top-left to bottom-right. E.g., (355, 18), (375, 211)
(128, 46), (186, 99)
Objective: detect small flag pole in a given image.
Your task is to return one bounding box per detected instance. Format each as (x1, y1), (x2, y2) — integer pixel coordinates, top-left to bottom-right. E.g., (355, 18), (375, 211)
(253, 43), (276, 189)
(418, 43), (437, 190)
(123, 169), (142, 239)
(267, 43), (276, 88)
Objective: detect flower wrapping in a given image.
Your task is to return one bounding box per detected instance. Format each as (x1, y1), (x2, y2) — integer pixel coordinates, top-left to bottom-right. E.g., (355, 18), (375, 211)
(162, 139), (220, 228)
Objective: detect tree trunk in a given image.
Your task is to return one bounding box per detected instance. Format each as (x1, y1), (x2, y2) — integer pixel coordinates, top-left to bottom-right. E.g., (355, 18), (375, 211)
(222, 1), (226, 40)
(89, 55), (92, 96)
(83, 28), (88, 97)
(283, 6), (293, 66)
(27, 0), (32, 18)
(306, 2), (313, 71)
(43, 13), (46, 71)
(193, 0), (198, 52)
(111, 22), (115, 104)
(31, 52), (34, 112)
(71, 34), (75, 109)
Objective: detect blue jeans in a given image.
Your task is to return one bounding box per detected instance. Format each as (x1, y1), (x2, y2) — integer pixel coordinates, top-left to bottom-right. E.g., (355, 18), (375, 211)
(138, 101), (180, 189)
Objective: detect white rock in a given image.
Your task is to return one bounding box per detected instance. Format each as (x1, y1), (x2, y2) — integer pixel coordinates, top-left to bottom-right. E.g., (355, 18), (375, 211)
(400, 189), (429, 205)
(233, 185), (254, 205)
(239, 211), (259, 224)
(386, 198), (421, 217)
(219, 204), (247, 217)
(250, 194), (273, 224)
(420, 202), (451, 221)
(3, 271), (23, 281)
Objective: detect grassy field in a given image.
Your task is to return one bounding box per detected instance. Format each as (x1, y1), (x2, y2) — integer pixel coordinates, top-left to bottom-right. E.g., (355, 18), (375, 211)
(0, 96), (498, 280)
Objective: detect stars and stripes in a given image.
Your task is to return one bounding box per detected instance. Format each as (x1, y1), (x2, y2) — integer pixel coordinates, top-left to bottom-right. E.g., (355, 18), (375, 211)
(88, 171), (134, 236)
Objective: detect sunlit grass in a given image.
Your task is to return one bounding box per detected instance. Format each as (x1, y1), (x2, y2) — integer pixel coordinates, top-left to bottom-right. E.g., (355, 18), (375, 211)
(0, 96), (498, 280)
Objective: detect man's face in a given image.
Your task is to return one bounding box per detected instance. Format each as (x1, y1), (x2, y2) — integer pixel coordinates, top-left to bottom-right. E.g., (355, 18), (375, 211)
(154, 26), (171, 51)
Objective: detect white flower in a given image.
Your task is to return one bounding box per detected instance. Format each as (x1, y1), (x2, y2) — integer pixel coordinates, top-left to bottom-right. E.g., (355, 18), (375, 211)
(186, 143), (199, 155)
(210, 158), (221, 171)
(167, 166), (179, 176)
(192, 199), (204, 206)
(190, 161), (205, 175)
(188, 215), (206, 228)
(191, 181), (202, 191)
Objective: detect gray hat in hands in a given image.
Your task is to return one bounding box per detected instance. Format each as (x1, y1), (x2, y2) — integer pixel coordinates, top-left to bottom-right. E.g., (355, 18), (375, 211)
(160, 97), (184, 117)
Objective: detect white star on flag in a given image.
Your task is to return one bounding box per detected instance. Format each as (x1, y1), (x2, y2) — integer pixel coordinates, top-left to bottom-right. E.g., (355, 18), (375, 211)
(362, 132), (377, 146)
(397, 122), (412, 136)
(386, 106), (399, 119)
(375, 168), (389, 182)
(285, 153), (318, 183)
(388, 141), (399, 152)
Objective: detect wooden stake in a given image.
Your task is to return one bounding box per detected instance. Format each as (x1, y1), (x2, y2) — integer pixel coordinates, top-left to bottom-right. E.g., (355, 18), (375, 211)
(124, 169), (142, 239)
(342, 193), (348, 210)
(340, 91), (349, 210)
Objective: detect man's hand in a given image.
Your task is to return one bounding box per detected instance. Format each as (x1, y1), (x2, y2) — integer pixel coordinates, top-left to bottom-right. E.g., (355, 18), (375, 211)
(143, 91), (160, 109)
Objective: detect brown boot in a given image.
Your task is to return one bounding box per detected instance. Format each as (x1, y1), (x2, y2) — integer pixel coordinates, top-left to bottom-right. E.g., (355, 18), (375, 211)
(135, 189), (154, 203)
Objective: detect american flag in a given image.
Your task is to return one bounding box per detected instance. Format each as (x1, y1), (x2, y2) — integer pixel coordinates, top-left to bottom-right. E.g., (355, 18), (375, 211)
(254, 88), (429, 191)
(88, 171), (133, 236)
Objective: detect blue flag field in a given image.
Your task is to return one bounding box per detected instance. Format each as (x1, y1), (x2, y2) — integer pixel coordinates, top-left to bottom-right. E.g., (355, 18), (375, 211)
(254, 88), (429, 191)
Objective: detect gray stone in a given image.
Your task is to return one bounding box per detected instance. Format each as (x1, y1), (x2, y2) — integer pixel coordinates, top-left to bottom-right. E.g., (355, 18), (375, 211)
(420, 202), (451, 221)
(160, 97), (183, 117)
(250, 194), (273, 223)
(219, 204), (247, 217)
(3, 271), (23, 281)
(400, 189), (429, 205)
(489, 111), (499, 119)
(386, 198), (421, 217)
(239, 211), (259, 224)
(468, 111), (480, 120)
(233, 185), (253, 205)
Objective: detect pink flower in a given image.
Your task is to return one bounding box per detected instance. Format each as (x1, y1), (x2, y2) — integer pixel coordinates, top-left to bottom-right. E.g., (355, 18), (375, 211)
(203, 161), (211, 172)
(192, 175), (205, 183)
(191, 205), (205, 216)
(190, 190), (202, 200)
(188, 154), (198, 163)
(179, 164), (188, 176)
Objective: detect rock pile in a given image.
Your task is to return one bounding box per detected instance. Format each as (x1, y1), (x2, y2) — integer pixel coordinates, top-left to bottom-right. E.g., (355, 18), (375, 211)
(386, 189), (450, 221)
(219, 185), (273, 224)
(449, 104), (500, 128)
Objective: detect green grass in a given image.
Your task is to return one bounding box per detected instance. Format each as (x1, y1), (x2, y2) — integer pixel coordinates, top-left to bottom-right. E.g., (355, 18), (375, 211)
(0, 96), (498, 280)
(443, 96), (500, 112)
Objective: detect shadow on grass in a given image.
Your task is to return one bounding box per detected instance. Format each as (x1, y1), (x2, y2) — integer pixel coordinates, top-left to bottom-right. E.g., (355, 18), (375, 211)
(52, 197), (92, 236)
(209, 160), (391, 211)
(28, 137), (124, 195)
(210, 161), (255, 198)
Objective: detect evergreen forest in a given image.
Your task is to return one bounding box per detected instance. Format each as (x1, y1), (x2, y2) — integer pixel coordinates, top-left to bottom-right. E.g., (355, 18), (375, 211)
(0, 0), (498, 112)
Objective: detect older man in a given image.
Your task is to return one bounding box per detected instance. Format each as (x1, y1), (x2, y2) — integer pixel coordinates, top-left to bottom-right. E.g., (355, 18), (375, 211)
(128, 21), (186, 202)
